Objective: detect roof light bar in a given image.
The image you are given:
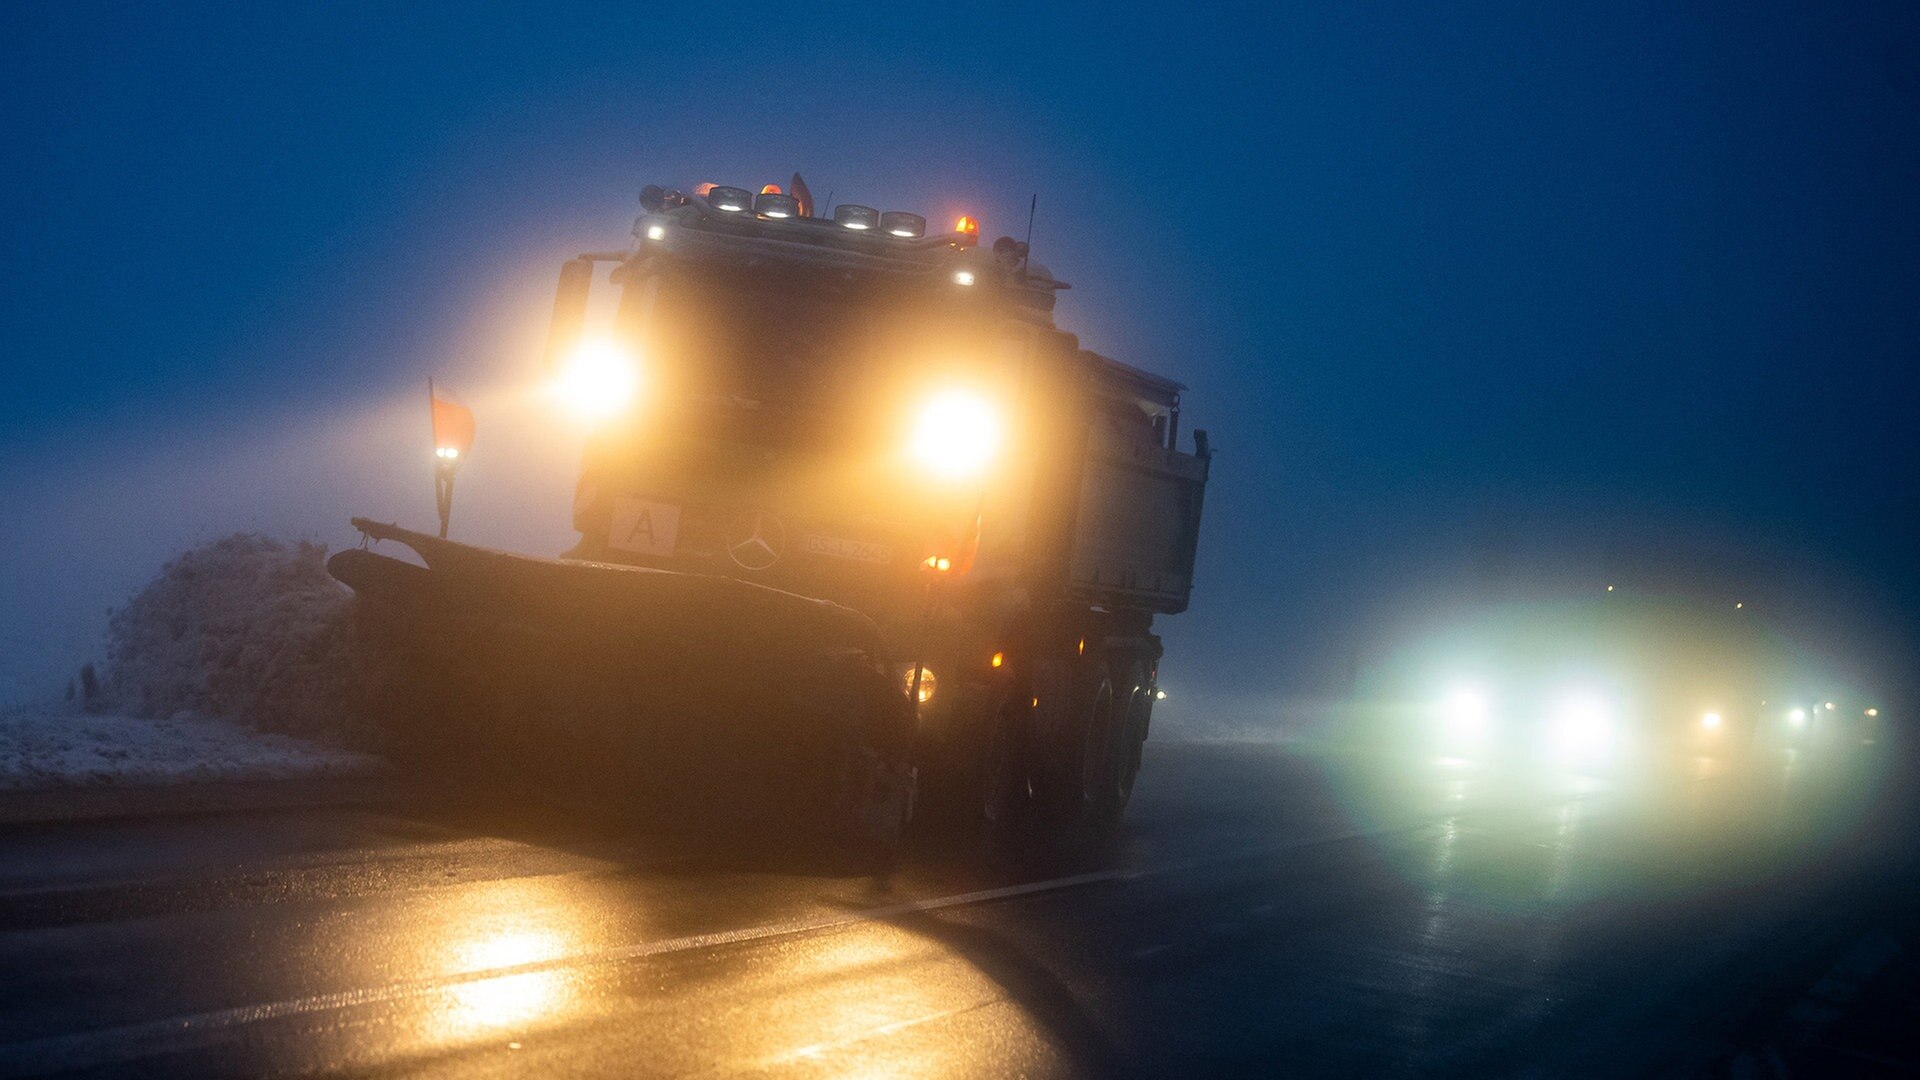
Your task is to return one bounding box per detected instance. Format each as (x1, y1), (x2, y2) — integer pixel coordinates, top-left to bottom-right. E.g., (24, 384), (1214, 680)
(753, 192), (799, 218)
(880, 211), (926, 239)
(834, 204), (880, 231)
(708, 186), (752, 212)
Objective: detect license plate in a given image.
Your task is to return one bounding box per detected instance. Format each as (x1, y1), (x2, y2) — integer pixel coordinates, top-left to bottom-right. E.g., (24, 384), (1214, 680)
(800, 533), (893, 564)
(608, 497), (682, 556)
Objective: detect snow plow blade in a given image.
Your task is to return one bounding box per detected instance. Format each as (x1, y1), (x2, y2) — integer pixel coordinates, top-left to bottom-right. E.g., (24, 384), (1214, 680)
(329, 518), (881, 654)
(328, 518), (915, 850)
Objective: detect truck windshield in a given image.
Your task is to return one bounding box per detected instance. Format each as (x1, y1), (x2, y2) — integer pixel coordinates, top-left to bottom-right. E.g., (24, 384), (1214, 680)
(636, 264), (978, 444)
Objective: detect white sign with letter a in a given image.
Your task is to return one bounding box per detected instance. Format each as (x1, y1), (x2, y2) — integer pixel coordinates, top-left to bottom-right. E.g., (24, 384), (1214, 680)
(608, 497), (682, 556)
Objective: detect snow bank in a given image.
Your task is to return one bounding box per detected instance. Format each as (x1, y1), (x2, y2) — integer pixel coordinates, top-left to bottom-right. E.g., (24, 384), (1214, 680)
(102, 534), (392, 747)
(0, 703), (385, 790)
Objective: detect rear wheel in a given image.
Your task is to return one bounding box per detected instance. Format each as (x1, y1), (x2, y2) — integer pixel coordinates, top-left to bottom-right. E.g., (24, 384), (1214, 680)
(1108, 660), (1152, 814)
(1033, 642), (1124, 832)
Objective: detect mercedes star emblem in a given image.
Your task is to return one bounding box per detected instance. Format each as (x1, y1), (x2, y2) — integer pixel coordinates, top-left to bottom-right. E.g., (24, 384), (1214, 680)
(726, 511), (786, 571)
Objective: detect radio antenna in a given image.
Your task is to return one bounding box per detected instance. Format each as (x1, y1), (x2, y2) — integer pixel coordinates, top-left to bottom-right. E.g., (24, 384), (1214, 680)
(1022, 193), (1038, 271)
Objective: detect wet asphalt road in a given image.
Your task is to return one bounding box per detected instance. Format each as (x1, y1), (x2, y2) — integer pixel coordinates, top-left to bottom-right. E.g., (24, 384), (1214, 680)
(0, 733), (1913, 1078)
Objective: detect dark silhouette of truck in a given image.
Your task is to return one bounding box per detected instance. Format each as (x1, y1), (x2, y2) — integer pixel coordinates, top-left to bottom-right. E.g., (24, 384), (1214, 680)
(331, 179), (1211, 850)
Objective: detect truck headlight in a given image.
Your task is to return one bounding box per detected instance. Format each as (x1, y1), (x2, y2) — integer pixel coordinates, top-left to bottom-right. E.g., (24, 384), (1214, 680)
(900, 664), (936, 704)
(906, 388), (1003, 481)
(554, 339), (639, 421)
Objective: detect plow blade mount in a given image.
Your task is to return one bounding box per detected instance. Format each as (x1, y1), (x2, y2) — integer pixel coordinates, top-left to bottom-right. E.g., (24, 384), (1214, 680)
(328, 518), (914, 849)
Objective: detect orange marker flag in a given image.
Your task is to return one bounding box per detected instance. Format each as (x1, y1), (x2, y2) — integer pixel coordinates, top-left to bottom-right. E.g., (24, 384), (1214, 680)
(429, 378), (475, 460)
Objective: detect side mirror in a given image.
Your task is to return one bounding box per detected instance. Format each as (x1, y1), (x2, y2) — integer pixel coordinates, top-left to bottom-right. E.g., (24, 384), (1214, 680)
(544, 259), (594, 369)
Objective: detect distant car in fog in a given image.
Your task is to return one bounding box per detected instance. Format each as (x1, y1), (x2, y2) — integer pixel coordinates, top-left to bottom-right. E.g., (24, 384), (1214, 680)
(1357, 591), (1878, 770)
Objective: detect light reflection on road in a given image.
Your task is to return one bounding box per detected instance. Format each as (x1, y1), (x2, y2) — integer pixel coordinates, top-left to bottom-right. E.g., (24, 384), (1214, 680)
(441, 931), (577, 1036)
(401, 880), (594, 1046)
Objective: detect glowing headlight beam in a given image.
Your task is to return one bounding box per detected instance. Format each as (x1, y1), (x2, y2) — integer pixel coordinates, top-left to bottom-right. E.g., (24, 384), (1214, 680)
(553, 339), (639, 421)
(1440, 685), (1490, 741)
(906, 388), (1003, 481)
(1551, 693), (1615, 761)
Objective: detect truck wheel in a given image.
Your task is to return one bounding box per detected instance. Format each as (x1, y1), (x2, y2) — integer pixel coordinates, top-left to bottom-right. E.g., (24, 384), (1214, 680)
(817, 661), (917, 859)
(981, 698), (1034, 828)
(832, 740), (915, 858)
(1077, 665), (1120, 814)
(1034, 645), (1123, 832)
(1109, 660), (1152, 813)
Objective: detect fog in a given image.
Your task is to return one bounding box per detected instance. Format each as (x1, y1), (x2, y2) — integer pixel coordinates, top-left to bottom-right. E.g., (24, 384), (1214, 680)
(0, 376), (584, 709)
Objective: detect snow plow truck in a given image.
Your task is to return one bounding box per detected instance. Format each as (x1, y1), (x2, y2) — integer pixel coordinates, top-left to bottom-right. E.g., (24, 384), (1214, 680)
(328, 179), (1211, 851)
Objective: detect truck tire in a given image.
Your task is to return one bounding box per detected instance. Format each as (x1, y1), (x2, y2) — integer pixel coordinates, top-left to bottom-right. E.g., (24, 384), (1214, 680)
(1108, 659), (1152, 813)
(1034, 643), (1124, 832)
(981, 697), (1034, 829)
(814, 661), (917, 859)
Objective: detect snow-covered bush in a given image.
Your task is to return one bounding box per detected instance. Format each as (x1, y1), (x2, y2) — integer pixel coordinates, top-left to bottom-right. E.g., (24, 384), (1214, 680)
(103, 535), (386, 745)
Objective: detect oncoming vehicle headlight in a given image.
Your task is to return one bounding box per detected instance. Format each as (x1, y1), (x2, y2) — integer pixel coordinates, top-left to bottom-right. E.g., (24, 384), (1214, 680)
(1439, 685), (1490, 742)
(906, 388), (1003, 481)
(1550, 693), (1615, 761)
(553, 339), (639, 421)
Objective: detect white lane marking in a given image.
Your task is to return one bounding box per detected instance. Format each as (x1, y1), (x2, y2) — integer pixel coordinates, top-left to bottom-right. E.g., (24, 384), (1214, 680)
(744, 999), (999, 1074)
(0, 822), (1418, 1076)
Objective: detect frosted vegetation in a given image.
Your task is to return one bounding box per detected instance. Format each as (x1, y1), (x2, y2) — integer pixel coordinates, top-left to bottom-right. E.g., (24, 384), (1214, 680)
(99, 534), (390, 748)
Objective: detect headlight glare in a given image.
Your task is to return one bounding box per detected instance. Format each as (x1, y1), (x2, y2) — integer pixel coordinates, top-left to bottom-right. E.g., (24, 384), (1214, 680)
(906, 388), (1003, 481)
(1551, 693), (1615, 761)
(1440, 685), (1490, 741)
(553, 339), (639, 421)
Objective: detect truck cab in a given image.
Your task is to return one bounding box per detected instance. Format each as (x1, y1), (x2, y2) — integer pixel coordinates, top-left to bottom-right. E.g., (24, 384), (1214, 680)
(549, 180), (1211, 827)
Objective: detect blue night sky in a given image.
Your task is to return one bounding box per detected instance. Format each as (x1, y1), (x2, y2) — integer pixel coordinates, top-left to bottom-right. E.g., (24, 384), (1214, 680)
(3, 2), (1917, 710)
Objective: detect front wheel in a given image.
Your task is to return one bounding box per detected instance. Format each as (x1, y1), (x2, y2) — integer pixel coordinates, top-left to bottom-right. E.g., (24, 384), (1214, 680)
(981, 698), (1034, 829)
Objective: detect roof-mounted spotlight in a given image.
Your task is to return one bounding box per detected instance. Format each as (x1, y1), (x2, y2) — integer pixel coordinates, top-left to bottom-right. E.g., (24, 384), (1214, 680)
(707, 186), (752, 212)
(834, 204), (880, 231)
(754, 192), (800, 218)
(880, 211), (926, 239)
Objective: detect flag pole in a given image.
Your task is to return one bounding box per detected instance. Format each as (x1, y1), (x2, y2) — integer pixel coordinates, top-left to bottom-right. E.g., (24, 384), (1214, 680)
(430, 377), (455, 539)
